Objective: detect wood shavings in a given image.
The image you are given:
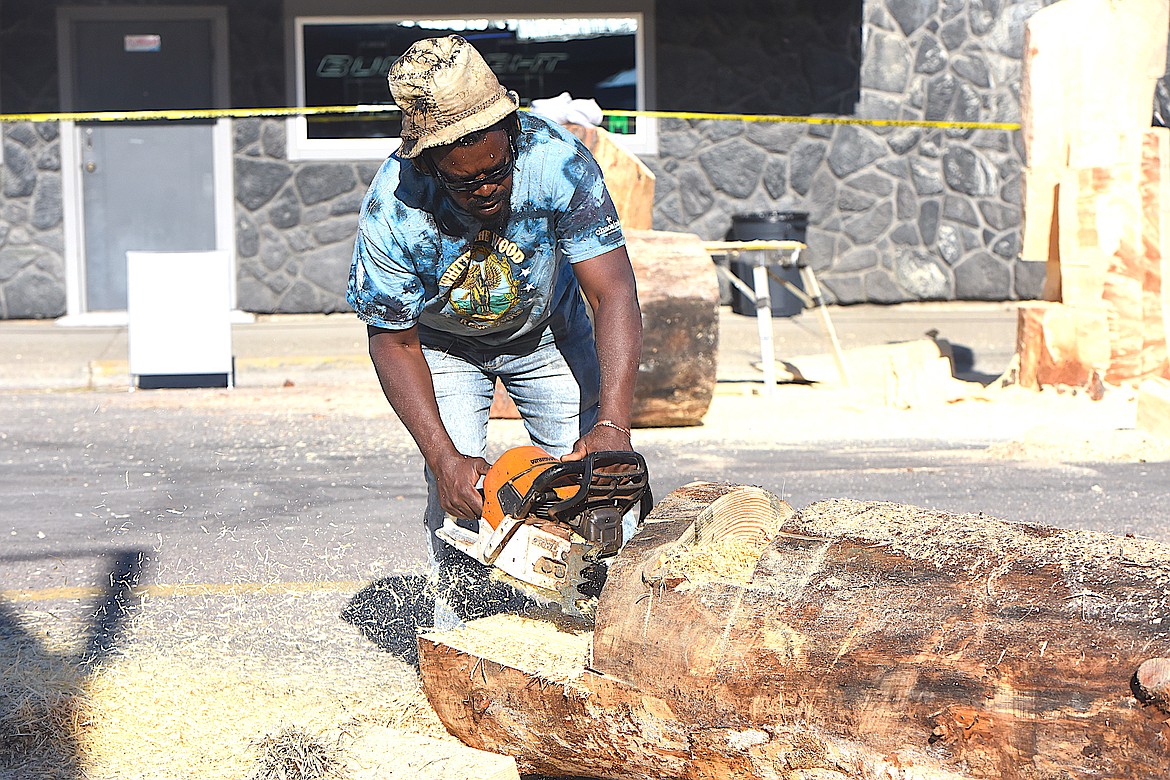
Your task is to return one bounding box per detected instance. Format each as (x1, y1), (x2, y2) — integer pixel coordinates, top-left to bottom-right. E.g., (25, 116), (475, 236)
(423, 613), (591, 686)
(653, 486), (791, 587)
(657, 533), (774, 586)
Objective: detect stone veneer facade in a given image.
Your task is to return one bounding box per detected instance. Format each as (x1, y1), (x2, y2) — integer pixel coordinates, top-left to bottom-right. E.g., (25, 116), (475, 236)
(3, 0), (1169, 317)
(0, 122), (66, 319)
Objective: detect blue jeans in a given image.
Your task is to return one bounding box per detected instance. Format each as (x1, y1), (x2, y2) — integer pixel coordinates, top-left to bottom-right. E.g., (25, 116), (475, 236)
(420, 322), (600, 626)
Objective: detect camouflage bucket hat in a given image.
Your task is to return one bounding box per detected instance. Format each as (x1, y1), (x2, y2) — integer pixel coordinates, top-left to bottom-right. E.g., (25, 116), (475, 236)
(387, 35), (520, 159)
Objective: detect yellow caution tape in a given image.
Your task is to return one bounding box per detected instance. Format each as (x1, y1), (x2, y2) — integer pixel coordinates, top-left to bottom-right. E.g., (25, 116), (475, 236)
(0, 103), (399, 124)
(605, 109), (1021, 131)
(0, 103), (1021, 131)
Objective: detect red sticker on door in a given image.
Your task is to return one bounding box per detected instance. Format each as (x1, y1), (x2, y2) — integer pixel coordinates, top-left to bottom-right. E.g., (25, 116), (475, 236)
(124, 35), (161, 52)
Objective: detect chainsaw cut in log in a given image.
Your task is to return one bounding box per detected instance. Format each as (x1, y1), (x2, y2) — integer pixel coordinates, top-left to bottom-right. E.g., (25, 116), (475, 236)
(418, 483), (1170, 780)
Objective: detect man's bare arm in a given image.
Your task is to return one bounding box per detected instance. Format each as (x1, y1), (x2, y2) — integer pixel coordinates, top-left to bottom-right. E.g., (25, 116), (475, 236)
(367, 324), (488, 518)
(564, 245), (643, 460)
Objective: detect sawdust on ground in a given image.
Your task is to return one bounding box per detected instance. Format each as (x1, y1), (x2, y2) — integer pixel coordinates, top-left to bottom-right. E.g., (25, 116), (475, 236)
(0, 591), (452, 780)
(670, 376), (1170, 464)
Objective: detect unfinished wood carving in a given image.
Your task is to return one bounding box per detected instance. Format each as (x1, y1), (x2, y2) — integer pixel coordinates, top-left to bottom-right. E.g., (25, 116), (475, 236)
(1018, 0), (1170, 389)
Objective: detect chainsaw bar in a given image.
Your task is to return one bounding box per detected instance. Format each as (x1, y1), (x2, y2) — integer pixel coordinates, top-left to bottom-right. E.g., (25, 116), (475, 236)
(490, 535), (607, 625)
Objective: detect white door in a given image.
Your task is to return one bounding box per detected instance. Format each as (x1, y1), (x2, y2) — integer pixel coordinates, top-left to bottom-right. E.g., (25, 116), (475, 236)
(58, 8), (230, 314)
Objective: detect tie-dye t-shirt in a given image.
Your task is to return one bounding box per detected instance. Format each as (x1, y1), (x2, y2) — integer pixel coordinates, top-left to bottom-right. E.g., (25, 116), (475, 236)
(347, 112), (625, 347)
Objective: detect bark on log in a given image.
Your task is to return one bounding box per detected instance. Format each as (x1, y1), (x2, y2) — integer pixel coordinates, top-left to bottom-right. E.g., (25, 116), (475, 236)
(625, 230), (719, 427)
(489, 230), (720, 427)
(419, 483), (1170, 780)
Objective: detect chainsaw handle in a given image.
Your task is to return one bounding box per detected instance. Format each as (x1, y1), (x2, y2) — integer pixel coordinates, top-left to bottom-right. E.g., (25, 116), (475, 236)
(520, 450), (651, 524)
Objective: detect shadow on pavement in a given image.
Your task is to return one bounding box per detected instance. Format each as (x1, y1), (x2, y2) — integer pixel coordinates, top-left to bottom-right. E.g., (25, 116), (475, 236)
(0, 548), (147, 778)
(342, 574), (434, 667)
(343, 556), (536, 669)
(930, 335), (1003, 386)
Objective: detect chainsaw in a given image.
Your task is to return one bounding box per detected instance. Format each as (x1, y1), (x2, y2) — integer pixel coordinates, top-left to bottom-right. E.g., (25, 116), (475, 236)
(435, 446), (653, 621)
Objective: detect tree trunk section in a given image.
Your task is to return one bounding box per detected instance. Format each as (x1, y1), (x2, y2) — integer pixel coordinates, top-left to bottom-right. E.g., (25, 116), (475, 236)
(490, 230), (719, 427)
(419, 483), (1170, 779)
(625, 230), (719, 427)
(1017, 0), (1170, 389)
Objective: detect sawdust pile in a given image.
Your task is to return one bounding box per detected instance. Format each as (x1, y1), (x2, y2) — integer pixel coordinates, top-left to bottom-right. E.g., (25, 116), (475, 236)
(655, 486), (793, 587)
(250, 728), (346, 780)
(74, 651), (446, 780)
(425, 613), (591, 687)
(658, 535), (775, 586)
(0, 654), (91, 779)
(0, 590), (459, 780)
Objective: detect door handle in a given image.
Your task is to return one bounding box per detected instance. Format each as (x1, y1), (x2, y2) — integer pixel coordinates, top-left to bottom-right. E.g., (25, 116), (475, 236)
(85, 161), (97, 173)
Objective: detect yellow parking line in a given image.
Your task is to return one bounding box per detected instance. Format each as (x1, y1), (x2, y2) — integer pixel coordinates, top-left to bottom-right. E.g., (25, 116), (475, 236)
(2, 579), (370, 602)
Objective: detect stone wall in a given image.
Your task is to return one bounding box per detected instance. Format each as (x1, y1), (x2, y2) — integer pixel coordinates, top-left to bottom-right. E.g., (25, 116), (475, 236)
(232, 119), (378, 314)
(646, 0), (1065, 304)
(0, 123), (66, 319)
(5, 0), (1170, 318)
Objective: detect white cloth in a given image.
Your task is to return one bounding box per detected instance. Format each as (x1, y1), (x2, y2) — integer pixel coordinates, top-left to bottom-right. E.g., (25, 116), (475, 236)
(529, 92), (604, 127)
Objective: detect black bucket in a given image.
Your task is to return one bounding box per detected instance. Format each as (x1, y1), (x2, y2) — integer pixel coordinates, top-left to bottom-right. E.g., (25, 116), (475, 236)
(728, 211), (809, 318)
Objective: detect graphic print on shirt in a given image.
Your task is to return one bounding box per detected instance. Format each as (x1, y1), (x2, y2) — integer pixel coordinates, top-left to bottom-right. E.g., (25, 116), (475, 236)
(438, 230), (529, 329)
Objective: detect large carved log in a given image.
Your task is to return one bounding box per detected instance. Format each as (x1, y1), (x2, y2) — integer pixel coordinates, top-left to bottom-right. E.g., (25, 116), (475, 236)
(419, 484), (1170, 779)
(624, 230), (720, 427)
(491, 230), (720, 427)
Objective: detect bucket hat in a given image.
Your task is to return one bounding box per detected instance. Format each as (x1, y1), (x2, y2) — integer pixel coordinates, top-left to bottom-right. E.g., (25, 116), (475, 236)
(387, 35), (520, 159)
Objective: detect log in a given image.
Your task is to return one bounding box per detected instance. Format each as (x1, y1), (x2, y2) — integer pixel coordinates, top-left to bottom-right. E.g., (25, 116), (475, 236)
(625, 230), (720, 427)
(1141, 128), (1170, 380)
(1018, 0), (1170, 389)
(1014, 301), (1110, 391)
(1137, 376), (1170, 440)
(563, 122), (655, 231)
(419, 483), (1170, 779)
(490, 230), (720, 427)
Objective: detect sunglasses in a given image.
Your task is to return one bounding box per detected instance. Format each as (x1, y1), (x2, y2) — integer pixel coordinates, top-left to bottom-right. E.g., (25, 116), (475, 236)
(435, 150), (515, 193)
(435, 130), (517, 192)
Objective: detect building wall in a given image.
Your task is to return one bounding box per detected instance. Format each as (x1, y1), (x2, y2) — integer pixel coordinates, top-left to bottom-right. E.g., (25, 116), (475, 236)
(0, 122), (65, 319)
(232, 119), (378, 314)
(648, 0), (1063, 304)
(3, 0), (1170, 317)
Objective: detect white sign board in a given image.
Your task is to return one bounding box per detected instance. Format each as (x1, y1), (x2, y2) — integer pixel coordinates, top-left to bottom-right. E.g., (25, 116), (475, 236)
(127, 250), (233, 383)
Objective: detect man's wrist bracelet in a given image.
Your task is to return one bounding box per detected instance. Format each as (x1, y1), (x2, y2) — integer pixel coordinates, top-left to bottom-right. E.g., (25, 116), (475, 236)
(595, 419), (632, 437)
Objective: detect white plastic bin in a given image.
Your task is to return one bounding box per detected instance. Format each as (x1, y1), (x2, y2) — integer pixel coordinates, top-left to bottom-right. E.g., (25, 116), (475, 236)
(126, 250), (233, 389)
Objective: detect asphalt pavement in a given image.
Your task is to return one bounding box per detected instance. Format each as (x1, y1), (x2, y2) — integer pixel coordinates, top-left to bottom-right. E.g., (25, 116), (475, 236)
(1, 298), (1043, 594)
(3, 300), (1169, 780)
(2, 299), (1166, 598)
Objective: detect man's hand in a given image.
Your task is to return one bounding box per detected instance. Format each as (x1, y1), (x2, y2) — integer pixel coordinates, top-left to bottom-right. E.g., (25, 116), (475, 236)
(562, 421), (632, 461)
(367, 325), (487, 518)
(432, 451), (491, 520)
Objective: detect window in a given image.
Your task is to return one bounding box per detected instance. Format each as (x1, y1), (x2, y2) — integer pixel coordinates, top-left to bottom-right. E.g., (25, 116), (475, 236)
(289, 15), (655, 160)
